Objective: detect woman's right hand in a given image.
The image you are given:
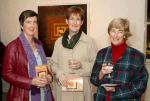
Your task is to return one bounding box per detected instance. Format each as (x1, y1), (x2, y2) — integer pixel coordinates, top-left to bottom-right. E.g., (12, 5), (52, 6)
(98, 64), (113, 80)
(68, 59), (81, 69)
(32, 77), (48, 87)
(59, 74), (68, 87)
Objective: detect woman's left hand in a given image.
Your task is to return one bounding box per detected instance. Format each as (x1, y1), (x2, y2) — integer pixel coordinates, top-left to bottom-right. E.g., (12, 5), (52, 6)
(104, 86), (115, 92)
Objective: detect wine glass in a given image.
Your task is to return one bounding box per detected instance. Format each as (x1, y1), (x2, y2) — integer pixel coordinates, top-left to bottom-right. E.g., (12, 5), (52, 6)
(103, 63), (113, 78)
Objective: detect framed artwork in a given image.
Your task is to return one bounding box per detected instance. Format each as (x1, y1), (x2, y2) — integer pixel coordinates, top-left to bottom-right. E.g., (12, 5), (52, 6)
(146, 0), (150, 59)
(38, 4), (87, 57)
(146, 25), (150, 59)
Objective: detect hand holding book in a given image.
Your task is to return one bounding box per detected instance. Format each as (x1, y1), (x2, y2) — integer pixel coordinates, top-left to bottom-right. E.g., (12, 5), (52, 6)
(61, 76), (83, 92)
(31, 64), (53, 87)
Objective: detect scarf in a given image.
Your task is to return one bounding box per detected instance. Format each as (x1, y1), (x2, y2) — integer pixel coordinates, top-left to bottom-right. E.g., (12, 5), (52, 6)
(62, 29), (82, 49)
(111, 42), (127, 64)
(19, 33), (53, 101)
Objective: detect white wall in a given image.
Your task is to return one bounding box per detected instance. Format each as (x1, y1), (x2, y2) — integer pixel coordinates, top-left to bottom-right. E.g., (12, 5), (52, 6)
(89, 0), (146, 52)
(0, 0), (37, 44)
(0, 0), (146, 52)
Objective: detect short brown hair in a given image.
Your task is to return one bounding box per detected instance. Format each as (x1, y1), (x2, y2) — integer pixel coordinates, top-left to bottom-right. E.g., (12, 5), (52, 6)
(19, 10), (38, 31)
(65, 6), (85, 21)
(108, 18), (132, 40)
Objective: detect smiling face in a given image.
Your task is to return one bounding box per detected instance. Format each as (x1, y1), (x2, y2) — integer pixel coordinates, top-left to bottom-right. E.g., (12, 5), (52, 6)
(66, 13), (83, 35)
(22, 16), (38, 37)
(108, 18), (131, 46)
(109, 28), (125, 46)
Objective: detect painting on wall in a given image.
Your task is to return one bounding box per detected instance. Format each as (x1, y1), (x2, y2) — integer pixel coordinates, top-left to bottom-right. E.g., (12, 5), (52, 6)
(38, 4), (87, 57)
(146, 25), (150, 59)
(146, 0), (150, 59)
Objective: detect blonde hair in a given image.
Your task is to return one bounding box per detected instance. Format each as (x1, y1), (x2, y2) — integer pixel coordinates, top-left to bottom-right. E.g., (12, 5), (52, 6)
(108, 18), (132, 40)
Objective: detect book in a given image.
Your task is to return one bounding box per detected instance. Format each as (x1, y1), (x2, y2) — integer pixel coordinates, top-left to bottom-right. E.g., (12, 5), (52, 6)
(35, 64), (48, 78)
(62, 77), (83, 92)
(67, 79), (77, 89)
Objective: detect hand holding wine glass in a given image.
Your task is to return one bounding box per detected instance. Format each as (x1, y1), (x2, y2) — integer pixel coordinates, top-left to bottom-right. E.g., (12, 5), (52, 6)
(99, 63), (117, 89)
(68, 59), (81, 69)
(99, 63), (113, 79)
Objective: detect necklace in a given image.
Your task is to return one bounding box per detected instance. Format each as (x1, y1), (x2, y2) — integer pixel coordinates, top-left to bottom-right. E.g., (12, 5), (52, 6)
(29, 42), (37, 52)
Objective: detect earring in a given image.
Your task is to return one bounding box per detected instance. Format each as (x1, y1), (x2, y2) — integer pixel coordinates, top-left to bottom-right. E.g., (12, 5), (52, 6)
(123, 36), (126, 39)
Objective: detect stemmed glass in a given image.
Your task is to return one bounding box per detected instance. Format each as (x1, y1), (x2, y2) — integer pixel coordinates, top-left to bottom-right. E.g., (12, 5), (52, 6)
(68, 49), (76, 74)
(101, 63), (119, 87)
(103, 63), (113, 78)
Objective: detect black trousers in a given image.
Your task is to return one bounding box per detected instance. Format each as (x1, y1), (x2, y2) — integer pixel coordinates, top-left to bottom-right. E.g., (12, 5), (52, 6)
(93, 93), (97, 101)
(0, 79), (2, 101)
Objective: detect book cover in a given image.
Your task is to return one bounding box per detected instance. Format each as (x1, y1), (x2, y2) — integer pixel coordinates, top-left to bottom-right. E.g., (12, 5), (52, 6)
(35, 65), (48, 78)
(62, 77), (83, 92)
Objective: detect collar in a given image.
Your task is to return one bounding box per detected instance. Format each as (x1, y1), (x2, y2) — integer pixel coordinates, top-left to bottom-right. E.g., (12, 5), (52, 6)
(79, 31), (88, 42)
